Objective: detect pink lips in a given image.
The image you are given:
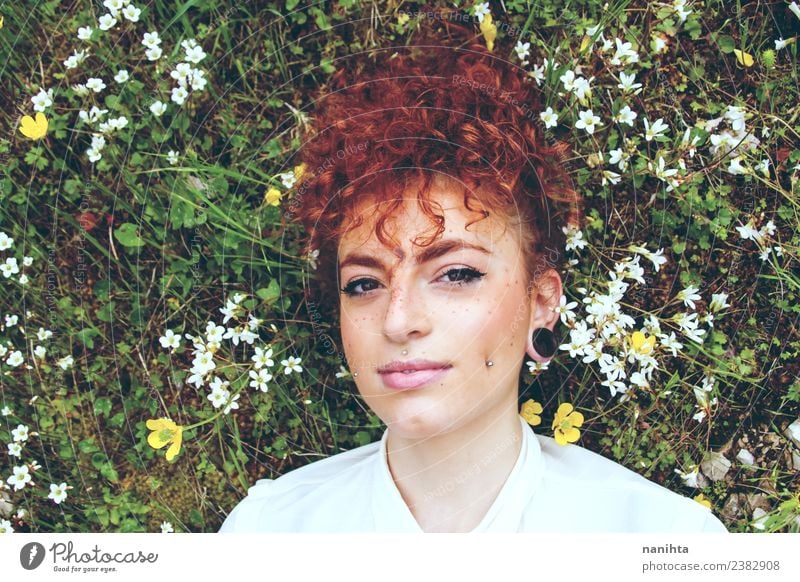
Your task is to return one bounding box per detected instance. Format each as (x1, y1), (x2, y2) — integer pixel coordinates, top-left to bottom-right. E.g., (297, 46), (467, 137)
(379, 366), (452, 391)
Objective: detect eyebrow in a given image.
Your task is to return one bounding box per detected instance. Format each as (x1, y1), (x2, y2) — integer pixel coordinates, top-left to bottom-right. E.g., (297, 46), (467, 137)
(339, 239), (491, 272)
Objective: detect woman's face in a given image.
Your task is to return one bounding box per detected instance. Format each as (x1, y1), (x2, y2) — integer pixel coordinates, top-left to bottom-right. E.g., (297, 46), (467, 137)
(337, 180), (562, 440)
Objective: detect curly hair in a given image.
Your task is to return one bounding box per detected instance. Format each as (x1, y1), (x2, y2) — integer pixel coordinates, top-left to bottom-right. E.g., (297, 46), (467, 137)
(287, 8), (583, 332)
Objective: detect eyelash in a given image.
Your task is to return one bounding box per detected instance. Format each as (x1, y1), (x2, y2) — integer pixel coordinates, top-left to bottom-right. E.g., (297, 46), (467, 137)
(340, 267), (486, 297)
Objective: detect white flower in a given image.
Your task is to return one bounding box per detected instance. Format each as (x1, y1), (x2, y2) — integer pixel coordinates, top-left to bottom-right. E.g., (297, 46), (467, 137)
(608, 147), (630, 171)
(790, 1), (800, 20)
(674, 465), (700, 488)
(12, 424), (29, 442)
(677, 284), (701, 310)
(775, 37), (789, 51)
(281, 355), (303, 375)
(8, 465), (32, 491)
(472, 1), (490, 23)
(63, 49), (89, 69)
(249, 368), (273, 392)
(562, 223), (587, 252)
(602, 170), (622, 186)
(145, 46), (163, 61)
(709, 292), (730, 313)
(122, 4), (141, 21)
(628, 244), (667, 272)
(575, 109), (601, 134)
(617, 71), (642, 94)
(335, 365), (351, 379)
(170, 62), (193, 84)
(166, 150), (180, 165)
(171, 85), (189, 105)
(5, 351), (23, 367)
(553, 294), (578, 326)
(48, 482), (68, 504)
(57, 355), (74, 370)
(643, 117), (669, 141)
(528, 63), (545, 85)
(572, 76), (593, 102)
(5, 314), (18, 327)
(651, 34), (667, 54)
(98, 13), (118, 31)
(559, 69), (576, 92)
(539, 106), (558, 129)
(77, 26), (93, 41)
(672, 0), (692, 22)
(150, 101), (167, 117)
(8, 442), (22, 458)
(142, 31), (162, 48)
(205, 321), (226, 344)
(184, 44), (207, 64)
(86, 77), (106, 93)
(189, 69), (207, 92)
(207, 385), (229, 409)
(31, 88), (54, 112)
(1, 406), (11, 416)
(0, 232), (13, 251)
(610, 37), (639, 66)
(114, 69), (130, 83)
(727, 156), (746, 175)
(223, 393), (240, 415)
(159, 329), (182, 350)
(616, 104), (637, 126)
(37, 327), (53, 341)
(1, 257), (19, 278)
(34, 345), (46, 359)
(161, 521), (174, 533)
(103, 0), (124, 12)
(0, 519), (14, 533)
(22, 256), (33, 267)
(251, 346), (275, 369)
(514, 41), (531, 63)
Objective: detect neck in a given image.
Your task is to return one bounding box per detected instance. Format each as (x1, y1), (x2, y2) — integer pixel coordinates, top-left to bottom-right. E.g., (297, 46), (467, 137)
(385, 399), (524, 532)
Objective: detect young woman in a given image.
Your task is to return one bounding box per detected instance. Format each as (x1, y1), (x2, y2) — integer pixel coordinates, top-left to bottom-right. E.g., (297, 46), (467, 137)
(219, 14), (727, 533)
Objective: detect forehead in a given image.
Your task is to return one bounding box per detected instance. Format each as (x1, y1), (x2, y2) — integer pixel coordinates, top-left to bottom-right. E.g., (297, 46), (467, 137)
(337, 179), (516, 257)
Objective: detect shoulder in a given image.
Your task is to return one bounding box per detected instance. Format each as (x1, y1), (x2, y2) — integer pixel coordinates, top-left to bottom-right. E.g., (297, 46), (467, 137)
(528, 433), (728, 533)
(218, 439), (380, 532)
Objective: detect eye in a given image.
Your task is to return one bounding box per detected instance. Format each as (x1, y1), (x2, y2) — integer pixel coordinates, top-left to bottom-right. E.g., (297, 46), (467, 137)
(340, 267), (486, 297)
(437, 267), (486, 286)
(340, 278), (380, 297)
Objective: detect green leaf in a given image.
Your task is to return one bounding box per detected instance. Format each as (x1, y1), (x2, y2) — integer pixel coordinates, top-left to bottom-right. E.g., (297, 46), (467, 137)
(114, 223), (145, 248)
(94, 397), (112, 417)
(716, 35), (735, 54)
(256, 279), (281, 304)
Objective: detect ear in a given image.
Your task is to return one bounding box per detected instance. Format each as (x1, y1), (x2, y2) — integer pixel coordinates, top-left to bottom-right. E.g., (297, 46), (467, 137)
(526, 268), (563, 362)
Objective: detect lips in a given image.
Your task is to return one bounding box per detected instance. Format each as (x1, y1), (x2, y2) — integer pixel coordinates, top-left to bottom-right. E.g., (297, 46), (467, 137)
(378, 360), (453, 391)
(378, 358), (450, 374)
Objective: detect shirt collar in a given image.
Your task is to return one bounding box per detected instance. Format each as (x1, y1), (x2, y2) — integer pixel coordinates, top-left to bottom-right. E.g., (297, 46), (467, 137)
(371, 414), (545, 532)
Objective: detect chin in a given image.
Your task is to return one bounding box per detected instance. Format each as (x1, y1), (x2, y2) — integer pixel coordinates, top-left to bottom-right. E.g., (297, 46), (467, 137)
(372, 400), (466, 440)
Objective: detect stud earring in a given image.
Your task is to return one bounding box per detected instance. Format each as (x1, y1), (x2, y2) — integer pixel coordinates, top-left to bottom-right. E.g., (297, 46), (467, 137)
(402, 349), (408, 355)
(486, 360), (493, 367)
(353, 372), (358, 377)
(531, 327), (557, 359)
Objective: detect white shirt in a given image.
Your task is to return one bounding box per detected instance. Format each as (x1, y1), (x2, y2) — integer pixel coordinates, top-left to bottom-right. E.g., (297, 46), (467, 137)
(218, 414), (728, 533)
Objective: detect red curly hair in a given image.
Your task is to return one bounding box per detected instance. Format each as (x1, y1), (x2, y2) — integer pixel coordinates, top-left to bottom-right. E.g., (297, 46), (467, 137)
(286, 8), (583, 327)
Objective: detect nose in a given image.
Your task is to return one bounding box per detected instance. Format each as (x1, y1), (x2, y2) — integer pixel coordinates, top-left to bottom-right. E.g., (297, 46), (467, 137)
(381, 275), (431, 343)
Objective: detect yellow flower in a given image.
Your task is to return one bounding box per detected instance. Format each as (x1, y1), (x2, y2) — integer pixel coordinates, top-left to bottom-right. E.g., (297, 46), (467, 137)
(397, 13), (409, 26)
(630, 330), (656, 356)
(520, 399), (543, 426)
(693, 493), (712, 509)
(552, 402), (583, 445)
(265, 187), (282, 207)
(293, 163), (306, 181)
(146, 418), (183, 461)
(0, 15), (4, 30)
(480, 13), (497, 52)
(19, 112), (48, 140)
